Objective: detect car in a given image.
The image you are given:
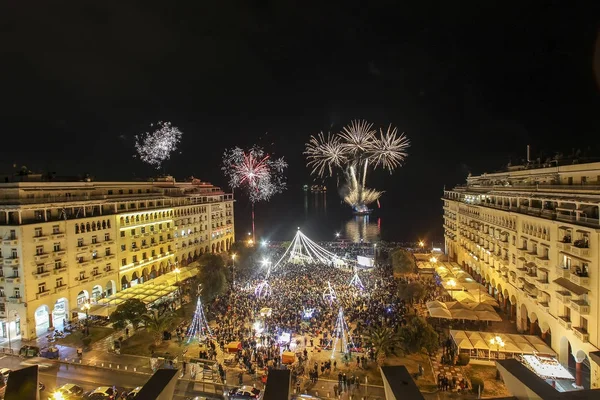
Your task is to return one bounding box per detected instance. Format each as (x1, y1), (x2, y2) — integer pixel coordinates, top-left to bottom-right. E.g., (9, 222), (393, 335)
(228, 386), (261, 400)
(123, 386), (142, 399)
(85, 386), (118, 399)
(57, 383), (84, 397)
(19, 357), (56, 370)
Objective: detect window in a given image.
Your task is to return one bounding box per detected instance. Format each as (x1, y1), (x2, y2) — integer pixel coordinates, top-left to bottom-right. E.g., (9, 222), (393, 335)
(141, 227), (145, 234)
(10, 249), (17, 258)
(56, 278), (63, 287)
(120, 244), (126, 251)
(37, 265), (45, 274)
(106, 264), (112, 272)
(78, 238), (84, 247)
(9, 230), (16, 240)
(34, 227), (42, 237)
(105, 248), (111, 256)
(581, 317), (588, 333)
(14, 288), (20, 298)
(105, 233), (110, 241)
(91, 236), (97, 244)
(79, 271), (85, 280)
(132, 255), (138, 263)
(53, 243), (61, 252)
(142, 252), (147, 260)
(132, 241), (137, 249)
(108, 190), (113, 195)
(150, 225), (155, 232)
(160, 247), (164, 254)
(38, 283), (46, 293)
(92, 251), (98, 259)
(121, 258), (127, 266)
(119, 190), (123, 194)
(131, 229), (135, 236)
(36, 245), (44, 255)
(141, 239), (147, 246)
(92, 267), (99, 276)
(120, 231), (125, 238)
(159, 236), (163, 242)
(52, 225), (60, 234)
(151, 250), (156, 257)
(55, 261), (62, 269)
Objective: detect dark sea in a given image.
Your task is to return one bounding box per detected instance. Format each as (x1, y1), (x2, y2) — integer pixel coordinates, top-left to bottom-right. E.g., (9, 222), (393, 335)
(232, 187), (441, 245)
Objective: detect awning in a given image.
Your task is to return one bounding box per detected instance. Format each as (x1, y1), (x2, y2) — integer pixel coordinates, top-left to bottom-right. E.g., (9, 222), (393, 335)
(553, 277), (589, 296)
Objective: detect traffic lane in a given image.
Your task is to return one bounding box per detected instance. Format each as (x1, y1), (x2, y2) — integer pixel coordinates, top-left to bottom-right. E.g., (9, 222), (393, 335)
(40, 365), (223, 399)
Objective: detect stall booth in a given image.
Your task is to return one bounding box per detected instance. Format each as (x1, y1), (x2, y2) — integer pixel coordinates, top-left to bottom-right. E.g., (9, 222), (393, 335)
(226, 341), (242, 353)
(282, 351), (296, 365)
(187, 358), (221, 382)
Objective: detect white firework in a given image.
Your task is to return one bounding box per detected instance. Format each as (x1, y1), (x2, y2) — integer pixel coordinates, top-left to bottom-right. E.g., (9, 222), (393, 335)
(134, 121), (183, 169)
(304, 119), (410, 211)
(305, 132), (348, 178)
(338, 120), (376, 155)
(370, 125), (410, 172)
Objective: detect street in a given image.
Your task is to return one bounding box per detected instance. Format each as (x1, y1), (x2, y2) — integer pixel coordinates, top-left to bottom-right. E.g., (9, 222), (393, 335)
(0, 355), (223, 399)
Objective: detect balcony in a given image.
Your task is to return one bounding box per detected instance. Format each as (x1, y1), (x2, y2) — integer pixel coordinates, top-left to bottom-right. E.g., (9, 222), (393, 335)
(4, 258), (19, 266)
(570, 299), (590, 315)
(535, 255), (550, 268)
(34, 253), (49, 262)
(558, 316), (572, 330)
(570, 246), (590, 258)
(105, 240), (115, 245)
(77, 245), (89, 251)
(2, 238), (18, 245)
(7, 296), (22, 304)
(555, 290), (571, 303)
(51, 232), (65, 239)
(516, 248), (527, 257)
(53, 250), (66, 257)
(32, 270), (51, 279)
(555, 266), (570, 279)
(92, 273), (104, 280)
(76, 276), (90, 284)
(570, 273), (590, 287)
(53, 267), (67, 275)
(535, 279), (549, 291)
(573, 327), (589, 343)
(36, 290), (51, 299)
(54, 285), (67, 294)
(33, 235), (49, 243)
(556, 241), (571, 251)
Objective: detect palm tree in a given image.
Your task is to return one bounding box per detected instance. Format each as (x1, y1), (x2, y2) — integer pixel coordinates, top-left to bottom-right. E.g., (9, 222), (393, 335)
(141, 310), (175, 346)
(365, 325), (401, 366)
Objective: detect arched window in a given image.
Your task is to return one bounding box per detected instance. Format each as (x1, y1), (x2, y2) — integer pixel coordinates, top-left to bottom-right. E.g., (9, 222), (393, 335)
(88, 223), (93, 231)
(136, 215), (140, 222)
(96, 222), (101, 230)
(102, 221), (106, 229)
(125, 216), (130, 223)
(75, 225), (80, 234)
(107, 220), (111, 228)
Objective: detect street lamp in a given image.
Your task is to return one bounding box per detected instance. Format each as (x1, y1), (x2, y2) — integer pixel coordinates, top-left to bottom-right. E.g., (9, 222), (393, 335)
(429, 256), (437, 263)
(373, 243), (377, 266)
(419, 240), (425, 250)
(52, 391), (65, 400)
(231, 254), (237, 286)
(81, 303), (91, 335)
(335, 232), (340, 238)
(489, 336), (504, 359)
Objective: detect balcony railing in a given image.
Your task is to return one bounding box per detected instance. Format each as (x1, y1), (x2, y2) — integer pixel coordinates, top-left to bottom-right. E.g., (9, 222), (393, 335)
(569, 273), (590, 287)
(569, 246), (590, 258)
(557, 316), (571, 330)
(555, 290), (571, 303)
(555, 266), (570, 279)
(573, 327), (589, 343)
(570, 299), (590, 315)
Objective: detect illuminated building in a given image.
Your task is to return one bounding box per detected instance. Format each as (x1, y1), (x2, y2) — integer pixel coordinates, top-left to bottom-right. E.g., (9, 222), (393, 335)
(443, 161), (600, 389)
(0, 175), (234, 341)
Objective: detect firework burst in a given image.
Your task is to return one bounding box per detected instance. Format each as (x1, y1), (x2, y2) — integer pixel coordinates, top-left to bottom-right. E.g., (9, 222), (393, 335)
(134, 121), (183, 169)
(304, 120), (409, 212)
(222, 145), (287, 239)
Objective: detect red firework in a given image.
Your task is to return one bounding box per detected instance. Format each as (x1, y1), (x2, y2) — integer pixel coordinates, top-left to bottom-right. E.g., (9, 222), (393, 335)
(233, 152), (271, 189)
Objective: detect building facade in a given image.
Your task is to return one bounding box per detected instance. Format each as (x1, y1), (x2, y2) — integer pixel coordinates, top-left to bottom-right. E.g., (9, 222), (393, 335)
(443, 162), (600, 389)
(0, 176), (234, 341)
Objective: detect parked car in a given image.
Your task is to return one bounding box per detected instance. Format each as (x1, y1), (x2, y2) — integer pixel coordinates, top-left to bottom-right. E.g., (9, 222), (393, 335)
(228, 386), (262, 400)
(56, 383), (84, 398)
(122, 386), (142, 399)
(85, 386), (118, 399)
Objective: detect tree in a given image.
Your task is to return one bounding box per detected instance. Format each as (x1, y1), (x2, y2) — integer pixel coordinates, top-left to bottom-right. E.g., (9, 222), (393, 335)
(390, 248), (416, 275)
(141, 310), (175, 346)
(198, 253), (228, 300)
(397, 281), (426, 304)
(365, 325), (401, 366)
(398, 316), (439, 355)
(109, 298), (147, 331)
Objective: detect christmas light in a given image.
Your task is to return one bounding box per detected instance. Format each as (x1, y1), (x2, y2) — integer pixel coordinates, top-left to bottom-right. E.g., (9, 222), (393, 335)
(330, 307), (356, 359)
(322, 281), (337, 306)
(186, 293), (212, 343)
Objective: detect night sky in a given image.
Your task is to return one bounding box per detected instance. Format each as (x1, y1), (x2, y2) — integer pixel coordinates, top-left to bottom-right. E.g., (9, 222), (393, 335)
(1, 2), (600, 241)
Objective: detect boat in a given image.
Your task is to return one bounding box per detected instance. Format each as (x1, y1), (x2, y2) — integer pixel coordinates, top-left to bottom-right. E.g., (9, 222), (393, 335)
(353, 209), (373, 216)
(310, 184), (326, 193)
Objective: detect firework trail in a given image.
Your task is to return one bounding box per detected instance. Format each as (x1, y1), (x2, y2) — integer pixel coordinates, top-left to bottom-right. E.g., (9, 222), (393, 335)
(134, 121), (183, 169)
(304, 120), (409, 212)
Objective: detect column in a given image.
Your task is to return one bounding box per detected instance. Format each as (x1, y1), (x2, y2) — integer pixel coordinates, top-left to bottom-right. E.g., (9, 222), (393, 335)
(48, 313), (53, 329)
(576, 361), (583, 387)
(17, 211), (22, 224)
(44, 209), (48, 221)
(529, 320), (536, 335)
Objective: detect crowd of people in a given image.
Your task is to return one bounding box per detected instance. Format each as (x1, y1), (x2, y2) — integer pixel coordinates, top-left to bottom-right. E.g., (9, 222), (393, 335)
(206, 242), (416, 388)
